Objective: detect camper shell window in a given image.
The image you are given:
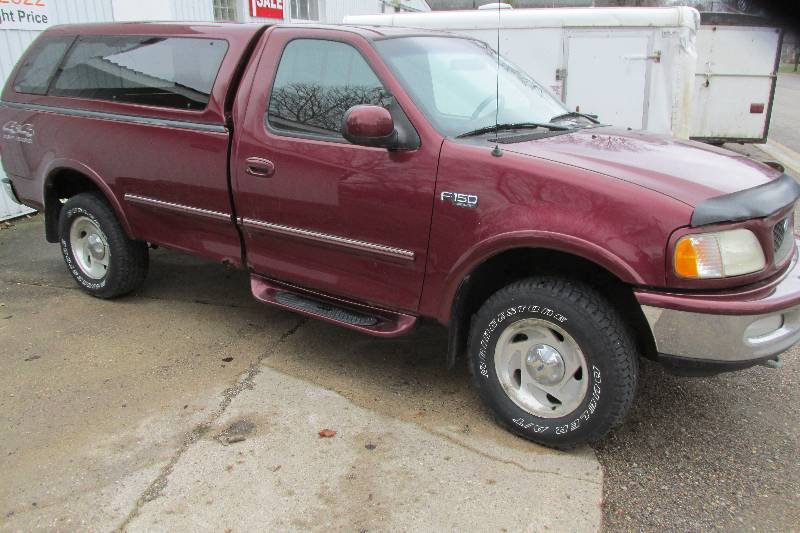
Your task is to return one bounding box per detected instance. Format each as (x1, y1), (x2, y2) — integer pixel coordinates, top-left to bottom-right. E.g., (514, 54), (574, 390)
(45, 36), (229, 111)
(13, 36), (76, 95)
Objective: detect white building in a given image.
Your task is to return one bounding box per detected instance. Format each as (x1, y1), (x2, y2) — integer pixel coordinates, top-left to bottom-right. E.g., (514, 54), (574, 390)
(0, 0), (430, 221)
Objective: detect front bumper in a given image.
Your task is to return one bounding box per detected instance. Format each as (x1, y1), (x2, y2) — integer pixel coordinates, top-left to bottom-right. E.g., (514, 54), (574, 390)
(636, 242), (800, 367)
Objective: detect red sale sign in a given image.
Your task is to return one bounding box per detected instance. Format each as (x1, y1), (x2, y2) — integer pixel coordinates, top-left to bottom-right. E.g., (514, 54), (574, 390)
(250, 0), (284, 19)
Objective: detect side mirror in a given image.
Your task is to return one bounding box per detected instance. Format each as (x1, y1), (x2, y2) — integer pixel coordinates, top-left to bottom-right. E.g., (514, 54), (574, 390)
(341, 105), (398, 149)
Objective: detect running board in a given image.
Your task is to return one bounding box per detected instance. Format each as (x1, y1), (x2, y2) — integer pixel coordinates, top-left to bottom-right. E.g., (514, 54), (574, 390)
(250, 275), (417, 337)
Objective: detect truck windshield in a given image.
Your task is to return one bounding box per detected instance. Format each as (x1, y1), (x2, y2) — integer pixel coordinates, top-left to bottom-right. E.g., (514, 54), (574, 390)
(375, 36), (569, 138)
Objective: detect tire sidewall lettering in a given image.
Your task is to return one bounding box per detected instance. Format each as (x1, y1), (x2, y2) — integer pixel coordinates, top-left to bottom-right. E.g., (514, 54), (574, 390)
(478, 304), (568, 379)
(61, 206), (108, 290)
(477, 303), (603, 437)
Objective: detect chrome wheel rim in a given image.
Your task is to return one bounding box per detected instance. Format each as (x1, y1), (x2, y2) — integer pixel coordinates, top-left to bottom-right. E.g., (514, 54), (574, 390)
(494, 319), (588, 418)
(69, 216), (110, 280)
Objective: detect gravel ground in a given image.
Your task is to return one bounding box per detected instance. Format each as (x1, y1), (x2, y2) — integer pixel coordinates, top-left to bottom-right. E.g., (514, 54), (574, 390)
(597, 349), (800, 532)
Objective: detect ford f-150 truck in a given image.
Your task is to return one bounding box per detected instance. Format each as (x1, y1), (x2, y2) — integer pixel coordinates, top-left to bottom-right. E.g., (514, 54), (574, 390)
(2, 22), (799, 449)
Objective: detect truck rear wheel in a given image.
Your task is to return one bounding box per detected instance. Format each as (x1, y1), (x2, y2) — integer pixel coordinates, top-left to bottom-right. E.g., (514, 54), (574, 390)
(58, 192), (148, 298)
(468, 277), (638, 449)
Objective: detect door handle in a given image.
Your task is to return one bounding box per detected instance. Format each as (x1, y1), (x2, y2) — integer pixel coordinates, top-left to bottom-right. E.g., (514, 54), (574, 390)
(245, 157), (275, 178)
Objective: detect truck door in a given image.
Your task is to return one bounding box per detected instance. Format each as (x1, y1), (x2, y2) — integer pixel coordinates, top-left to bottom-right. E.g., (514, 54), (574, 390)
(232, 29), (440, 312)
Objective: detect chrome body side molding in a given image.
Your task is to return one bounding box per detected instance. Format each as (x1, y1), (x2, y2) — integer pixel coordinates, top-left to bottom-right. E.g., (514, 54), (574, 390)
(0, 100), (228, 134)
(124, 194), (231, 222)
(240, 218), (416, 261)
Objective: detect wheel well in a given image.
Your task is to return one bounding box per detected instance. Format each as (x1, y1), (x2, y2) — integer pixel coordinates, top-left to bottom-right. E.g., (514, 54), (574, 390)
(447, 248), (657, 368)
(43, 170), (103, 243)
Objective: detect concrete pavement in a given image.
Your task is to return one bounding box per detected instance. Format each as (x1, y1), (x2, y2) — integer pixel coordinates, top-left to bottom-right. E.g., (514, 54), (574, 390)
(0, 216), (602, 532)
(768, 73), (800, 154)
(126, 368), (600, 532)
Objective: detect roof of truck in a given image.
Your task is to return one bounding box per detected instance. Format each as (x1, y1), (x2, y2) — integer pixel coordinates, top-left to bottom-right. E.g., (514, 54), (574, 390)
(42, 21), (454, 41)
(44, 21), (266, 41)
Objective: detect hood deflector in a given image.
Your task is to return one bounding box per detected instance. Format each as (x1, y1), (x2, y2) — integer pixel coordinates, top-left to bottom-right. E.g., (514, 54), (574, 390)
(691, 174), (800, 227)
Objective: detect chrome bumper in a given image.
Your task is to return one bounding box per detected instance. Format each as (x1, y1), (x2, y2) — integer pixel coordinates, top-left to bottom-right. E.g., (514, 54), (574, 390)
(641, 304), (800, 363)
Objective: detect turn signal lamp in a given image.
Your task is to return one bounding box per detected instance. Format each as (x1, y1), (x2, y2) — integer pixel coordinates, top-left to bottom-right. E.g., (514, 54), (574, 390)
(674, 229), (765, 279)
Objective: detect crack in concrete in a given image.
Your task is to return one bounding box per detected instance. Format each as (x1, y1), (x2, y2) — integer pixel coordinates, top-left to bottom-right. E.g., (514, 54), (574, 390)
(114, 317), (307, 532)
(429, 428), (602, 485)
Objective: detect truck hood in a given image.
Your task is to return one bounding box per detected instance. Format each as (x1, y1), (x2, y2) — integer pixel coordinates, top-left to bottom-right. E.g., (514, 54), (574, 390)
(500, 126), (781, 207)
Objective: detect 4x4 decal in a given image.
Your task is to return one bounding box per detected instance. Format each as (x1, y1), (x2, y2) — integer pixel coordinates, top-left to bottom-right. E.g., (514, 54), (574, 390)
(2, 121), (34, 144)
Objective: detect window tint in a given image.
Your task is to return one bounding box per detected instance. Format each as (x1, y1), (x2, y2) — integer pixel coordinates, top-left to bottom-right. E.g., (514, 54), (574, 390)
(50, 36), (228, 110)
(267, 39), (389, 137)
(13, 37), (74, 95)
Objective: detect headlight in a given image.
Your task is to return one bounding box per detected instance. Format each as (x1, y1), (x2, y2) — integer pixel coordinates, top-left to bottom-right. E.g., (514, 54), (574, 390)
(674, 228), (766, 279)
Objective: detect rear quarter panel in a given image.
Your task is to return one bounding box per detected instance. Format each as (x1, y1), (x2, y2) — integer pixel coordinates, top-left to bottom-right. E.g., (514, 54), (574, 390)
(5, 105), (240, 260)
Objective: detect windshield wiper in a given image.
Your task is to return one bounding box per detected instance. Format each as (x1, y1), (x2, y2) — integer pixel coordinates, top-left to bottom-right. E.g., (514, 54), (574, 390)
(549, 111), (600, 124)
(457, 122), (569, 138)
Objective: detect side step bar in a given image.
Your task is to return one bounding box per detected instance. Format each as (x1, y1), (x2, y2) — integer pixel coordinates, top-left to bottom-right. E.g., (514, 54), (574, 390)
(250, 275), (418, 337)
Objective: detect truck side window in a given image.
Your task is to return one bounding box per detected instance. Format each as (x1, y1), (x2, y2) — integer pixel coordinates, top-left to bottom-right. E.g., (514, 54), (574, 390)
(48, 36), (229, 111)
(13, 36), (75, 95)
(267, 39), (389, 138)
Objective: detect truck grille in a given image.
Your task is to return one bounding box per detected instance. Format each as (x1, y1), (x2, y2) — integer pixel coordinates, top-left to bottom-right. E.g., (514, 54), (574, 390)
(773, 217), (793, 263)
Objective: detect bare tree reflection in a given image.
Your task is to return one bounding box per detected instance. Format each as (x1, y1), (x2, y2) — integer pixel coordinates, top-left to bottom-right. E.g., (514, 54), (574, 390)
(268, 83), (389, 135)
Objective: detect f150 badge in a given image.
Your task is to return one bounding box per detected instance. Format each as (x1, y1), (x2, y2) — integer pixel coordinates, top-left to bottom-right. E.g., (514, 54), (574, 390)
(441, 191), (479, 208)
(2, 121), (34, 144)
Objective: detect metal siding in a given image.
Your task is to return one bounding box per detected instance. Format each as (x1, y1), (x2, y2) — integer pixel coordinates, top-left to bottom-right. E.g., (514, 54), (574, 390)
(330, 0), (431, 22)
(172, 0), (214, 21)
(323, 0), (383, 23)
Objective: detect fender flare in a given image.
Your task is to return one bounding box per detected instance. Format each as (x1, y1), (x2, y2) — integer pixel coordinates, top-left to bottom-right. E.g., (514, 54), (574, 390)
(437, 229), (645, 323)
(41, 158), (134, 240)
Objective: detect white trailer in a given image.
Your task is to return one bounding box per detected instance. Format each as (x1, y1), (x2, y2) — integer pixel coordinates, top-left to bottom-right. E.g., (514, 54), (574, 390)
(347, 6), (700, 138)
(347, 6), (782, 144)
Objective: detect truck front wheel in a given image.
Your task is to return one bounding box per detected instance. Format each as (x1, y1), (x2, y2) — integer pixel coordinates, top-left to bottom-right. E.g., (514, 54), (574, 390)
(468, 277), (638, 449)
(58, 192), (148, 298)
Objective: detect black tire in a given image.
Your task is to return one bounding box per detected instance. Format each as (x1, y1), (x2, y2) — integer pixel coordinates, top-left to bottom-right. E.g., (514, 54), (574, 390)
(467, 277), (638, 449)
(58, 192), (148, 298)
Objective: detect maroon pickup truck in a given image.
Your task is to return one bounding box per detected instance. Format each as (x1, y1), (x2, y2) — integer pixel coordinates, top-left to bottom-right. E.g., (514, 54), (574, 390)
(2, 22), (799, 449)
